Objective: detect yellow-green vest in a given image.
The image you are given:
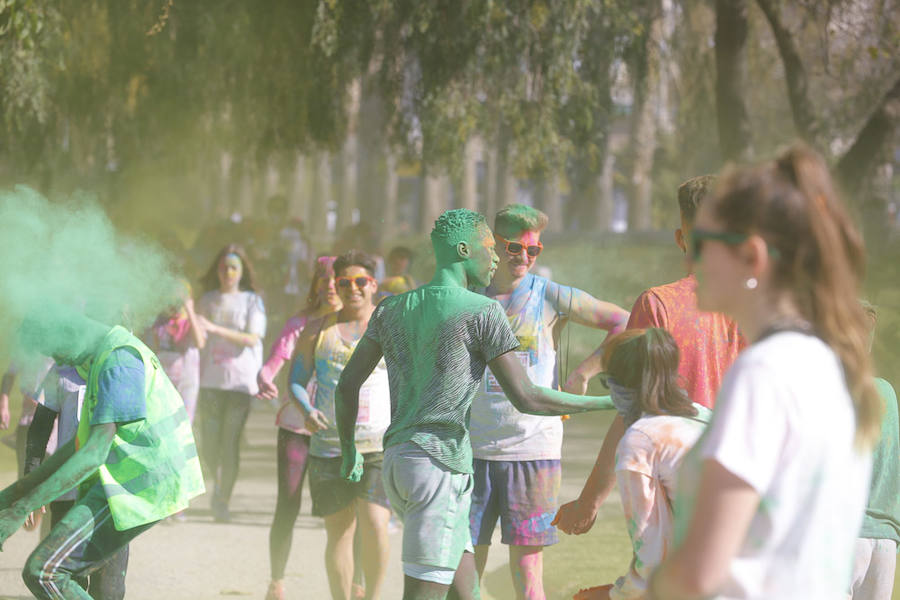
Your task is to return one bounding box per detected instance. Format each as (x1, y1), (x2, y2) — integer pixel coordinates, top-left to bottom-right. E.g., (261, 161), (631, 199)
(76, 326), (205, 530)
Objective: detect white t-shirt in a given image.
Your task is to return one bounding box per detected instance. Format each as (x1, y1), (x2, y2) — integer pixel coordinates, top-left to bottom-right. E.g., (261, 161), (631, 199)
(198, 290), (266, 395)
(611, 409), (708, 600)
(38, 364), (84, 501)
(676, 332), (872, 599)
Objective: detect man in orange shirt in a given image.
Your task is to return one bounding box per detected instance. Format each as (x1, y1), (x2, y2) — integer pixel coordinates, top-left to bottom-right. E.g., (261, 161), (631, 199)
(554, 175), (745, 537)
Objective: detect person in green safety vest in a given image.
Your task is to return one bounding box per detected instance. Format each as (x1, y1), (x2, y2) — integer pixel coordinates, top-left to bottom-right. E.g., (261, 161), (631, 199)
(0, 305), (204, 600)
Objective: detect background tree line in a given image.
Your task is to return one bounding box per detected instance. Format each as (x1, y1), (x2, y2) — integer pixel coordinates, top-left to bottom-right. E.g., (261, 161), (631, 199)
(1, 0), (898, 248)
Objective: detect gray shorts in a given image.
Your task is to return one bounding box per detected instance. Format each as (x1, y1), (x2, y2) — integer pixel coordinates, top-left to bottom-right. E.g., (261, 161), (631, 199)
(383, 441), (474, 571)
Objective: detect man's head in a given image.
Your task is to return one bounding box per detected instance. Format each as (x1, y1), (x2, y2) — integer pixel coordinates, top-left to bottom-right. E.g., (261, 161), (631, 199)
(333, 251), (378, 310)
(431, 209), (498, 288)
(675, 175), (716, 254)
(387, 246), (415, 277)
(493, 204), (548, 280)
(17, 303), (109, 365)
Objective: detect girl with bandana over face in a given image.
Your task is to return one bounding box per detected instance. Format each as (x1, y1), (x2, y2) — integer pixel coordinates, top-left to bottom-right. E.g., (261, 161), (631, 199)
(574, 328), (710, 600)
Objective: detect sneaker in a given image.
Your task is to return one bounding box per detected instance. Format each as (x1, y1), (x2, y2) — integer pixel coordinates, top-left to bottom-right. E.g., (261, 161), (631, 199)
(265, 580), (285, 600)
(212, 502), (231, 523)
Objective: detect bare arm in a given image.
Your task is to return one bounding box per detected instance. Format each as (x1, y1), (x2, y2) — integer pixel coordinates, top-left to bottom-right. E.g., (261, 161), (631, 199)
(488, 350), (614, 415)
(199, 316), (259, 347)
(0, 371), (14, 430)
(648, 460), (759, 600)
(184, 297), (206, 350)
(0, 423), (117, 548)
(553, 415), (625, 534)
(564, 288), (631, 333)
(335, 336), (383, 481)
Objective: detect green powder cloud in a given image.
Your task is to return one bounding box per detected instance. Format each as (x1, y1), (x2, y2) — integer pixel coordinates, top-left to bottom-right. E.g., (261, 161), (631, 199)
(0, 185), (180, 371)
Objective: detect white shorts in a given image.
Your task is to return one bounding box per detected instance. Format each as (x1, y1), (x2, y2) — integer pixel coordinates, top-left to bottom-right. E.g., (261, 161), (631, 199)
(383, 441), (474, 577)
(847, 538), (897, 599)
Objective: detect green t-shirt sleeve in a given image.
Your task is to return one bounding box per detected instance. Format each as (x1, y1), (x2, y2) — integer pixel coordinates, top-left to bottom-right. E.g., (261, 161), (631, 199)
(364, 303), (383, 347)
(480, 302), (520, 363)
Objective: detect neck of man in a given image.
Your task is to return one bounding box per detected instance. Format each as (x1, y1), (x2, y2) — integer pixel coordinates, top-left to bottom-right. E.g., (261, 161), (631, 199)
(429, 261), (470, 289)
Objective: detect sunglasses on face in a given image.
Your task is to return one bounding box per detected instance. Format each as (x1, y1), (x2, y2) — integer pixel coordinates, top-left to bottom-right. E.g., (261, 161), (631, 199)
(495, 234), (543, 258)
(689, 229), (749, 261)
(336, 275), (375, 290)
(690, 229), (781, 261)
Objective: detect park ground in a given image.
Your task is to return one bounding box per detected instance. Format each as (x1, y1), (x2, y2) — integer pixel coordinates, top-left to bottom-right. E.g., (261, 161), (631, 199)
(2, 403), (897, 600)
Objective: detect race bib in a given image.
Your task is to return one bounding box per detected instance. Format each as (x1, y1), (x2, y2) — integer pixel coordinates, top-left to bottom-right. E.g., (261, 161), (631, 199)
(484, 352), (530, 394)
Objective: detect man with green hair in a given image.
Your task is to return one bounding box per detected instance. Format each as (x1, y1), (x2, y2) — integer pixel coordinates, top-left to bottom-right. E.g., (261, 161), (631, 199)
(0, 307), (204, 599)
(467, 203), (629, 599)
(334, 208), (615, 600)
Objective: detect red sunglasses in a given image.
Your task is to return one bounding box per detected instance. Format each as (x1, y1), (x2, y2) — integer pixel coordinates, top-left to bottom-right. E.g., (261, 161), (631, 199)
(495, 234), (543, 258)
(336, 275), (376, 289)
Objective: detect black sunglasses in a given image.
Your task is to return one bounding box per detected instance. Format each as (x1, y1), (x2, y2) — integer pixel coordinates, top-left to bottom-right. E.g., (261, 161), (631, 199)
(690, 229), (749, 261)
(691, 229), (782, 261)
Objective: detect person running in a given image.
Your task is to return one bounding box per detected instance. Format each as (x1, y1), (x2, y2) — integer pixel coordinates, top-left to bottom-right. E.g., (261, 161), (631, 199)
(0, 306), (204, 599)
(571, 329), (710, 600)
(290, 251), (392, 600)
(847, 301), (899, 599)
(259, 256), (342, 600)
(469, 203), (629, 599)
(196, 243), (267, 522)
(23, 361), (129, 600)
(146, 278), (205, 423)
(649, 144), (881, 599)
(554, 175), (744, 537)
(333, 209), (616, 600)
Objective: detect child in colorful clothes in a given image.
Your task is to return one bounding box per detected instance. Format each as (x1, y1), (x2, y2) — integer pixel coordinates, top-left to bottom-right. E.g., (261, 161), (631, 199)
(146, 278), (205, 423)
(572, 328), (710, 600)
(649, 145), (881, 599)
(196, 243), (267, 522)
(0, 307), (204, 599)
(24, 362), (129, 600)
(259, 256), (342, 600)
(290, 251), (393, 600)
(847, 302), (899, 599)
(470, 204), (630, 600)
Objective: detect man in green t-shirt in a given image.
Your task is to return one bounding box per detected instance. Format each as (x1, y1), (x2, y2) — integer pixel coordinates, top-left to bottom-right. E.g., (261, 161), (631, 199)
(334, 209), (614, 600)
(0, 307), (204, 599)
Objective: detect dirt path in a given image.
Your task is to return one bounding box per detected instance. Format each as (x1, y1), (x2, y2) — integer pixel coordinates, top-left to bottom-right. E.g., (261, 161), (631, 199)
(0, 405), (609, 600)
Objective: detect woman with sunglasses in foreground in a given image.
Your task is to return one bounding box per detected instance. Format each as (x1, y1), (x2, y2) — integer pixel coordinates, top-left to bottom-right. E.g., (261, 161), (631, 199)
(649, 144), (882, 599)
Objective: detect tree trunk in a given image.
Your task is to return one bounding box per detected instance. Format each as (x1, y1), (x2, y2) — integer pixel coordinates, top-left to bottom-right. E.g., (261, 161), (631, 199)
(597, 151), (616, 231)
(310, 152), (333, 249)
(755, 0), (821, 147)
(538, 175), (563, 233)
(420, 169), (446, 232)
(715, 0), (754, 161)
(460, 137), (479, 211)
(835, 75), (900, 197)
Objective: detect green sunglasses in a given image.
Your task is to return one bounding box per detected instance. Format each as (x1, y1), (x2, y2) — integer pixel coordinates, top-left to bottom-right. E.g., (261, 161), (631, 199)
(690, 229), (781, 261)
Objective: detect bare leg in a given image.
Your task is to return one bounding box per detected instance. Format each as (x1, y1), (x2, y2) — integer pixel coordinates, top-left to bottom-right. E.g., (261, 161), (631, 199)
(473, 544), (489, 580)
(508, 545), (544, 600)
(355, 500), (391, 600)
(324, 505), (358, 600)
(403, 576), (449, 600)
(448, 551), (480, 600)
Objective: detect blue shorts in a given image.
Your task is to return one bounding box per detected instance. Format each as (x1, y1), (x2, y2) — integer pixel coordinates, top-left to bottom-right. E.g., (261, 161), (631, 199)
(469, 458), (561, 547)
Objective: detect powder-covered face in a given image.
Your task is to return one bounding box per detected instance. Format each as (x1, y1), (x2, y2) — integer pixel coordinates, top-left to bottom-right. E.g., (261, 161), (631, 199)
(315, 272), (341, 309)
(465, 226), (500, 288)
(335, 265), (376, 310)
(217, 254), (243, 291)
(497, 228), (541, 280)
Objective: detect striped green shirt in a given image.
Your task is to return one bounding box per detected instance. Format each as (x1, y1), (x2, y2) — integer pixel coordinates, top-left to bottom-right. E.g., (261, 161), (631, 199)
(365, 286), (519, 474)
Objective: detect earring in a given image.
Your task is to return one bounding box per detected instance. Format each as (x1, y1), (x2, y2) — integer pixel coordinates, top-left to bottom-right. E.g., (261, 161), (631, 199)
(744, 277), (758, 290)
